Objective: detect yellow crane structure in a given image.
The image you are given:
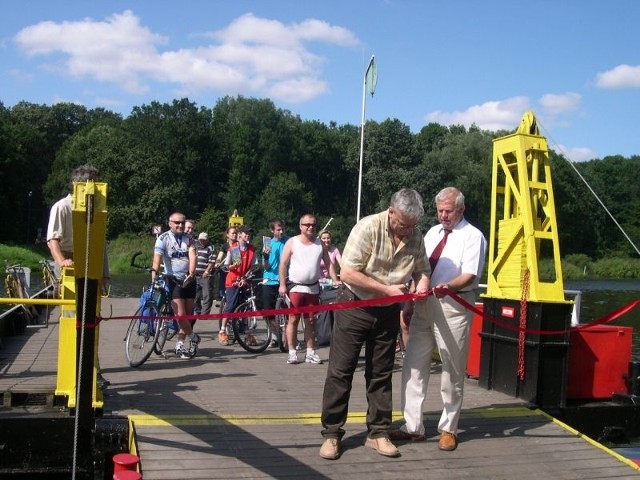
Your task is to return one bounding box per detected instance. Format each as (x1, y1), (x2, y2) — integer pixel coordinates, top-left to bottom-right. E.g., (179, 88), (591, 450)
(486, 110), (568, 302)
(479, 111), (573, 408)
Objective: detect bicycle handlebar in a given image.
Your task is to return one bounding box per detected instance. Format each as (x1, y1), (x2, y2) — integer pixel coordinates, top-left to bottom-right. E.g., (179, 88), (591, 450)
(231, 266), (263, 287)
(130, 251), (153, 272)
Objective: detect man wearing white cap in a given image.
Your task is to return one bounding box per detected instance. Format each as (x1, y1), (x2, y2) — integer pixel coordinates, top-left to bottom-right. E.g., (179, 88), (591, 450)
(193, 232), (216, 320)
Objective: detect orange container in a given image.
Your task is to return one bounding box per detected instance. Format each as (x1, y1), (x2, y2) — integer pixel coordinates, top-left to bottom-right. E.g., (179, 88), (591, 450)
(466, 304), (484, 378)
(567, 325), (632, 399)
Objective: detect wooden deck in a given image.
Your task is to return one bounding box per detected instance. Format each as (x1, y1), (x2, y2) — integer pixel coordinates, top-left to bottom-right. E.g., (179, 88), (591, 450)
(1, 297), (639, 479)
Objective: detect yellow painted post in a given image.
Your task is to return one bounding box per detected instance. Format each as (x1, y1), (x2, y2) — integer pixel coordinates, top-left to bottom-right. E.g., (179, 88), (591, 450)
(54, 181), (108, 409)
(55, 267), (79, 404)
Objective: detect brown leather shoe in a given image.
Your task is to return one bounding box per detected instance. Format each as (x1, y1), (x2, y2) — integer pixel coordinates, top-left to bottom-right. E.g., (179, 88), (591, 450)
(388, 429), (426, 442)
(438, 431), (458, 451)
(319, 438), (341, 460)
(365, 436), (400, 457)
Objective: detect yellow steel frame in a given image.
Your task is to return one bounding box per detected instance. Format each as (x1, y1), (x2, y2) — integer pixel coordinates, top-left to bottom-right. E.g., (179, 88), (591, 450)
(486, 111), (569, 303)
(55, 181), (108, 408)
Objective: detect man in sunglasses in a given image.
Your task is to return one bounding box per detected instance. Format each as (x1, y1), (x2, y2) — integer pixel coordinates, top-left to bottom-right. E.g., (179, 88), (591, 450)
(279, 214), (337, 365)
(152, 212), (199, 358)
(319, 188), (430, 460)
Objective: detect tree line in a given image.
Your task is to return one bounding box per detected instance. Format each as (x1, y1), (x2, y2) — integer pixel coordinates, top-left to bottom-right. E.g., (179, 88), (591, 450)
(1, 96), (638, 259)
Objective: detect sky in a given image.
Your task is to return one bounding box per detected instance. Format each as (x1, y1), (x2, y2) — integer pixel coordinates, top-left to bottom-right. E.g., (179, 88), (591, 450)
(1, 0), (639, 162)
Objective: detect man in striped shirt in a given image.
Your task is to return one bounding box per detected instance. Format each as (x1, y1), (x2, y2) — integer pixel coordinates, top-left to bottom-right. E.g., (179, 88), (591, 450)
(319, 188), (430, 460)
(193, 232), (216, 319)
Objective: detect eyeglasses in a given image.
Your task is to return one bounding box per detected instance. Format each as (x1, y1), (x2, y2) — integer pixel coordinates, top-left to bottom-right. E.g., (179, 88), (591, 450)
(171, 220), (185, 225)
(396, 220), (417, 230)
(300, 223), (317, 228)
(390, 210), (418, 230)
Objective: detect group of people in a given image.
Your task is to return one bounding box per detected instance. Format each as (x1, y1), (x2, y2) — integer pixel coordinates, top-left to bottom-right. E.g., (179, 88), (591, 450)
(318, 186), (486, 461)
(216, 214), (341, 366)
(147, 210), (344, 364)
(46, 165), (486, 459)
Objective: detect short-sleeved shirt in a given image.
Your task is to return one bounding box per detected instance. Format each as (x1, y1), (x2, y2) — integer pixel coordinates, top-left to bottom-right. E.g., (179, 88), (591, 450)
(425, 218), (486, 287)
(262, 236), (289, 286)
(341, 210), (430, 301)
(154, 231), (195, 282)
(195, 242), (215, 275)
(46, 194), (73, 255)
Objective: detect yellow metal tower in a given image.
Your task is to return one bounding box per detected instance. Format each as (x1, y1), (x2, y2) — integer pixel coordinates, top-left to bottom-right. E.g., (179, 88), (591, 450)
(486, 111), (568, 303)
(480, 111), (573, 408)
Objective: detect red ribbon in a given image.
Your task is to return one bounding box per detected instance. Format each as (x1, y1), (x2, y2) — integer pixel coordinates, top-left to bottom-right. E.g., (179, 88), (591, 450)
(101, 291), (419, 322)
(445, 288), (640, 335)
(100, 287), (640, 336)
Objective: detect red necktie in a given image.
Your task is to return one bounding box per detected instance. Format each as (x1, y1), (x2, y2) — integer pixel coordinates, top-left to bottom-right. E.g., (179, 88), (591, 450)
(429, 229), (451, 273)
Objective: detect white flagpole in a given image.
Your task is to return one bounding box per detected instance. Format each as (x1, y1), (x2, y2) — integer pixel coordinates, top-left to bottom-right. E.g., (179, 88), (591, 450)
(357, 55), (375, 222)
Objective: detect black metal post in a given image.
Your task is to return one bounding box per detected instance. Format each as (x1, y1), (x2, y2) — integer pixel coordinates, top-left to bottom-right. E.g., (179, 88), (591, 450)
(75, 277), (99, 475)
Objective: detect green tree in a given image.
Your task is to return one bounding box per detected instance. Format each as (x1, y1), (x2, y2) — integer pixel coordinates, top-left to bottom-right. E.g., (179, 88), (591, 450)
(258, 172), (313, 228)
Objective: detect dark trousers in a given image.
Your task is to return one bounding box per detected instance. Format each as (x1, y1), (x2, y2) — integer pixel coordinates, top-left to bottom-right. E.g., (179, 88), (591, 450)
(194, 276), (214, 315)
(321, 288), (400, 439)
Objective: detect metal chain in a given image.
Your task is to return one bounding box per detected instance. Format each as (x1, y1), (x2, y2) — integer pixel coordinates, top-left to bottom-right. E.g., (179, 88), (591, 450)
(517, 268), (530, 380)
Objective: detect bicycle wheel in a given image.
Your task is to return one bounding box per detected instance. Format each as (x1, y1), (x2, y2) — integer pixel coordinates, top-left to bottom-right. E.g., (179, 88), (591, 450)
(232, 301), (271, 353)
(275, 296), (289, 353)
(125, 305), (161, 367)
(153, 303), (174, 354)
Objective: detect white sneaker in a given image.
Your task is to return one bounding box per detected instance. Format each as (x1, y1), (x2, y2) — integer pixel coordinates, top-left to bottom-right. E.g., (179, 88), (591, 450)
(287, 352), (299, 364)
(305, 352), (323, 364)
(175, 341), (189, 359)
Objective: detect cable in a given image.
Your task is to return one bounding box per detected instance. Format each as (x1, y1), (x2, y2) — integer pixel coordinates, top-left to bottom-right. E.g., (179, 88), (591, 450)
(538, 121), (640, 257)
(72, 190), (93, 480)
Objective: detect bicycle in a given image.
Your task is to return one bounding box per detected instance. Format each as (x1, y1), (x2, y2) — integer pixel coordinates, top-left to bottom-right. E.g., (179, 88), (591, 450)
(125, 252), (179, 367)
(226, 269), (274, 354)
(40, 259), (60, 299)
(274, 295), (289, 353)
(4, 263), (39, 322)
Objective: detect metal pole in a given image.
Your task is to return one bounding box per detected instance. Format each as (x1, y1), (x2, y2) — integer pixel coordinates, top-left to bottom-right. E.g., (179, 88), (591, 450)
(357, 55), (375, 222)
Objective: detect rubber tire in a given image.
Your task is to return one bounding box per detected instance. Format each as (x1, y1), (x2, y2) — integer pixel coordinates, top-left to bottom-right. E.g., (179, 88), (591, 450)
(125, 305), (161, 367)
(232, 301), (271, 353)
